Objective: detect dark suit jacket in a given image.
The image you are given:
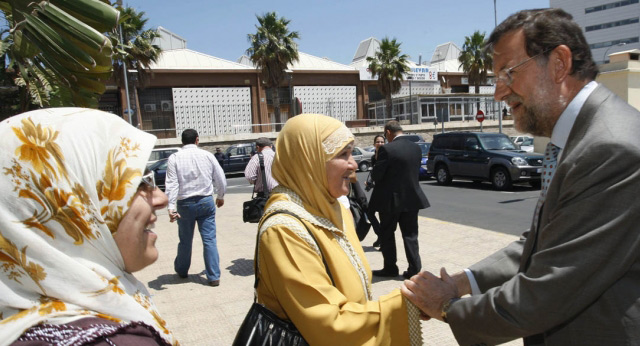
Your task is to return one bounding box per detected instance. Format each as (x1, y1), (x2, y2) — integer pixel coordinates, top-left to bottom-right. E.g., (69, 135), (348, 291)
(448, 85), (640, 345)
(368, 137), (429, 213)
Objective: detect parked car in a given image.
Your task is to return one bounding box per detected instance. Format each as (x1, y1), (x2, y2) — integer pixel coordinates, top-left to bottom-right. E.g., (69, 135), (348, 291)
(352, 146), (374, 171)
(510, 135), (533, 145)
(519, 137), (535, 153)
(219, 142), (257, 174)
(397, 133), (423, 143)
(417, 142), (432, 179)
(147, 147), (180, 166)
(148, 158), (168, 191)
(362, 146), (376, 153)
(427, 132), (543, 190)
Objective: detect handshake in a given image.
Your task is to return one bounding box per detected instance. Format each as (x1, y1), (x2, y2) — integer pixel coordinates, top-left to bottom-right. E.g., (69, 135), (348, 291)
(401, 268), (465, 322)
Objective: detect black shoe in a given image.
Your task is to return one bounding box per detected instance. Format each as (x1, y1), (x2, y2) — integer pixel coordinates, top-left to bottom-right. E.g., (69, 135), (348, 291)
(209, 280), (220, 287)
(176, 272), (188, 279)
(372, 240), (380, 248)
(372, 268), (399, 277)
(402, 271), (418, 280)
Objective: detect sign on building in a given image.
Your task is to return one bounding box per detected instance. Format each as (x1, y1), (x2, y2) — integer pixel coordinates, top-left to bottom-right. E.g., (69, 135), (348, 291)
(408, 67), (438, 81)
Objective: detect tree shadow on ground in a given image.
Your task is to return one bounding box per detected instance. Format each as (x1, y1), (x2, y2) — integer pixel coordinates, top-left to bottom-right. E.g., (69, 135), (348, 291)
(226, 258), (254, 277)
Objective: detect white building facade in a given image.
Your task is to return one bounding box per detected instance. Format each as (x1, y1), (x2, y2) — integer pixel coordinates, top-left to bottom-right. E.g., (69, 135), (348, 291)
(551, 0), (640, 64)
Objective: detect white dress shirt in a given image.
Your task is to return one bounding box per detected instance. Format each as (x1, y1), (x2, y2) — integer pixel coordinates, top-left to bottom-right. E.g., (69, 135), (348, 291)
(244, 147), (278, 193)
(465, 81), (599, 295)
(165, 144), (227, 210)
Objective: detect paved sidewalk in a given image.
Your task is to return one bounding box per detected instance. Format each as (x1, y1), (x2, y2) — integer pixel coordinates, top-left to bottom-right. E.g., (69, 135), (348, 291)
(137, 192), (523, 346)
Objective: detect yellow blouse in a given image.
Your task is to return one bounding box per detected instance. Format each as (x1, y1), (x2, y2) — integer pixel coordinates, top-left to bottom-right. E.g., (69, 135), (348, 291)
(256, 187), (421, 345)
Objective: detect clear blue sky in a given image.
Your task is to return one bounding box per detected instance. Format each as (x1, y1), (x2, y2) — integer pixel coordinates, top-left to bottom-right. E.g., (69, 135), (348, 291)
(124, 0), (550, 65)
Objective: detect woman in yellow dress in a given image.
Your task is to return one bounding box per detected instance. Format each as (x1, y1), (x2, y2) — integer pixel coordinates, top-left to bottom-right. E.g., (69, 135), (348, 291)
(255, 114), (422, 345)
(0, 108), (177, 345)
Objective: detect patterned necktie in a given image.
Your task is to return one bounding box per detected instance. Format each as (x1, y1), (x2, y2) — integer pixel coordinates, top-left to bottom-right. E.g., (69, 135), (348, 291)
(532, 142), (560, 231)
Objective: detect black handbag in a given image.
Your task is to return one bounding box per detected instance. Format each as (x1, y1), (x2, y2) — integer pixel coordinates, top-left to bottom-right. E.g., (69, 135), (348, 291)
(243, 153), (268, 223)
(233, 211), (335, 346)
(348, 182), (371, 241)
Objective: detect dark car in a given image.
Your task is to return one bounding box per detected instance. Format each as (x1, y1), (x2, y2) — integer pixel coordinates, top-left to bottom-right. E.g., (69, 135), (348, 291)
(426, 132), (543, 190)
(397, 133), (423, 143)
(148, 158), (168, 191)
(219, 142), (257, 174)
(417, 142), (432, 179)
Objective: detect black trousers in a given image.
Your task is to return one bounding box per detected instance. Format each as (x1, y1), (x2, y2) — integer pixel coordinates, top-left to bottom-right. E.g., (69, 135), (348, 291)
(378, 210), (421, 274)
(365, 207), (381, 239)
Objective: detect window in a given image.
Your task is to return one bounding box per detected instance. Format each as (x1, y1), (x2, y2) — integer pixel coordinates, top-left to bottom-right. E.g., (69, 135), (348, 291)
(585, 17), (639, 32)
(352, 148), (362, 155)
(590, 36), (639, 49)
(586, 0), (639, 14)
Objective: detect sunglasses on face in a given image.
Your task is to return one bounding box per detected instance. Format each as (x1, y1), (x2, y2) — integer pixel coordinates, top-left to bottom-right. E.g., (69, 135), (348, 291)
(139, 171), (157, 190)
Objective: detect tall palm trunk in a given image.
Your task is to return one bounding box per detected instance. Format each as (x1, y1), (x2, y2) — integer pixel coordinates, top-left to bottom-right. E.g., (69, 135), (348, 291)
(273, 87), (282, 131)
(385, 94), (393, 120)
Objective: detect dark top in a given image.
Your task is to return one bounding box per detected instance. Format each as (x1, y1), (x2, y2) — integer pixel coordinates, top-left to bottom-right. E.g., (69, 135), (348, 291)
(12, 317), (170, 346)
(369, 137), (429, 213)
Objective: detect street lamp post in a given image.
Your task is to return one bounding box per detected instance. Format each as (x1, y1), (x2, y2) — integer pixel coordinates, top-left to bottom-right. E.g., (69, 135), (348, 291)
(494, 0), (497, 27)
(603, 42), (626, 64)
(115, 0), (133, 125)
(285, 69), (293, 118)
(408, 76), (413, 124)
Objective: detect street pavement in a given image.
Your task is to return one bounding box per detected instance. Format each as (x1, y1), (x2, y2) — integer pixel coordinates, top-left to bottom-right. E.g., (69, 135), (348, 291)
(137, 192), (523, 346)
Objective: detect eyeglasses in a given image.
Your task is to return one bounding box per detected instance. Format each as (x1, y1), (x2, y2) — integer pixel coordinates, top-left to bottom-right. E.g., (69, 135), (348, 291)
(139, 171), (157, 190)
(495, 49), (551, 86)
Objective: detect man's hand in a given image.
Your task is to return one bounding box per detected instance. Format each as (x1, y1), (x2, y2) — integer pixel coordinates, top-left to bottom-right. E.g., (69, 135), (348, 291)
(169, 209), (181, 223)
(401, 268), (459, 321)
(216, 198), (224, 208)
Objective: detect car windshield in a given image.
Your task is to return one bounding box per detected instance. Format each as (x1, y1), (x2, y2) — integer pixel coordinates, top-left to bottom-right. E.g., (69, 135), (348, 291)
(149, 159), (168, 170)
(417, 143), (430, 156)
(479, 135), (518, 150)
(521, 138), (534, 146)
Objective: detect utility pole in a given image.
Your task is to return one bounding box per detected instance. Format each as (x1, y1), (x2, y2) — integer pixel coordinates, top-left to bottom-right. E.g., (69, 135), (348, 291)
(115, 0), (133, 125)
(494, 0), (503, 134)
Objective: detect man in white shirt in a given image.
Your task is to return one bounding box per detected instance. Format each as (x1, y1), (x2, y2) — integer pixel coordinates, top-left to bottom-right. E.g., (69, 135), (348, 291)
(402, 8), (640, 346)
(243, 137), (277, 196)
(165, 129), (227, 287)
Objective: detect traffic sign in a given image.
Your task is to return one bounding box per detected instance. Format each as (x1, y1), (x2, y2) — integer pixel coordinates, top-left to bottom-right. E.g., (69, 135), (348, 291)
(476, 110), (485, 123)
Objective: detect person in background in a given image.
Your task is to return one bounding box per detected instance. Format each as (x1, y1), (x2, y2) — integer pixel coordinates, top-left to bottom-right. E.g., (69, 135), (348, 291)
(165, 129), (227, 287)
(365, 134), (385, 249)
(255, 114), (423, 345)
(244, 137), (278, 196)
(347, 171), (372, 241)
(0, 108), (176, 345)
(214, 147), (225, 168)
(402, 8), (640, 345)
(370, 121), (429, 280)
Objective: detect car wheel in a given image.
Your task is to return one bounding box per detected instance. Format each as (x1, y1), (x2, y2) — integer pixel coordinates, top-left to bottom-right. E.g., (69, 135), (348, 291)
(359, 161), (370, 172)
(491, 167), (512, 191)
(435, 164), (452, 185)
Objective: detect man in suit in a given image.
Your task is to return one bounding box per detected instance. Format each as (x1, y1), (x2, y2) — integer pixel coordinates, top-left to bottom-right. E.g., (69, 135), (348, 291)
(369, 120), (429, 279)
(402, 8), (640, 345)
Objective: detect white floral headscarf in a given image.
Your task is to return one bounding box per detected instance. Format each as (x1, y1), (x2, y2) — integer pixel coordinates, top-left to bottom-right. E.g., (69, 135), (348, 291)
(0, 108), (177, 345)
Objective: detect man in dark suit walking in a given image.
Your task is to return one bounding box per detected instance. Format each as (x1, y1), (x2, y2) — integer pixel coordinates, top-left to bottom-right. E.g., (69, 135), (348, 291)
(369, 120), (429, 279)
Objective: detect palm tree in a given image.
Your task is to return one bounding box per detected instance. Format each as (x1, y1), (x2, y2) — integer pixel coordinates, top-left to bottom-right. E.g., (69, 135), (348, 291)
(458, 30), (492, 94)
(247, 11), (299, 129)
(0, 0), (119, 111)
(110, 5), (161, 88)
(366, 37), (409, 119)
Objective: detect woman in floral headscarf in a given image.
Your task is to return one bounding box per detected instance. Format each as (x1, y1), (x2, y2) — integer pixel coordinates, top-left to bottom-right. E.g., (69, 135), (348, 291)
(254, 114), (422, 345)
(0, 108), (177, 345)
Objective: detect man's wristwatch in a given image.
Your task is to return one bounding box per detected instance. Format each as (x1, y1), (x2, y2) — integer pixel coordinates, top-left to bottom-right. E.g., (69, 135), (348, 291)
(441, 297), (461, 323)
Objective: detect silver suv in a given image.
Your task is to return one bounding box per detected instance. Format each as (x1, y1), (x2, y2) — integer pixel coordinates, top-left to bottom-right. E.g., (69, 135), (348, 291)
(427, 132), (543, 190)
